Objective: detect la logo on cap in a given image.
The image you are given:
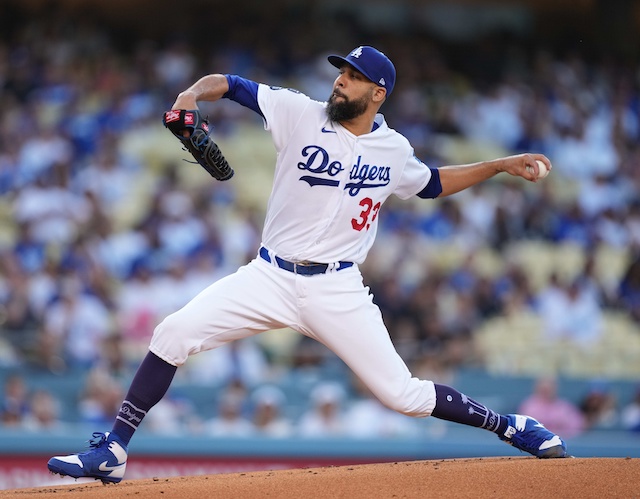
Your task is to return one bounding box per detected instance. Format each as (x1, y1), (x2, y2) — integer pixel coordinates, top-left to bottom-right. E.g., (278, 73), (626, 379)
(350, 47), (363, 58)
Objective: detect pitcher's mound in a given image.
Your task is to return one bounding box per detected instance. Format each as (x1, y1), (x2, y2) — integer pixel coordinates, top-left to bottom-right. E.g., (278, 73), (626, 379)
(3, 457), (638, 499)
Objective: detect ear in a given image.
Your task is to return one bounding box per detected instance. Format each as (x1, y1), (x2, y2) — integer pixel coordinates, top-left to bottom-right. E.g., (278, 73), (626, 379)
(372, 86), (387, 103)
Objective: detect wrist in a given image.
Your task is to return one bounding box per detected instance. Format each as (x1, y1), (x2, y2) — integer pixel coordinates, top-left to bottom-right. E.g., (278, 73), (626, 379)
(489, 158), (506, 173)
(172, 90), (198, 110)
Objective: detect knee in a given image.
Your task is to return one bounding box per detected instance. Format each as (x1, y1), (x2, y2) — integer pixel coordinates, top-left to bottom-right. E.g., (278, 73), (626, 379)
(153, 307), (200, 341)
(375, 379), (436, 417)
(154, 311), (179, 335)
(383, 397), (421, 417)
(149, 311), (194, 366)
(152, 312), (180, 344)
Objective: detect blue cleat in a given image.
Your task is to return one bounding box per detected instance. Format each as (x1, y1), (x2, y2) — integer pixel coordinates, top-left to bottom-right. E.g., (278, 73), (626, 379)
(499, 414), (568, 458)
(48, 432), (127, 484)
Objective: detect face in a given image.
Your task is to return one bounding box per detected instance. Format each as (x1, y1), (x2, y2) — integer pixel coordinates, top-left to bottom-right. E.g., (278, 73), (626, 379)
(326, 65), (376, 122)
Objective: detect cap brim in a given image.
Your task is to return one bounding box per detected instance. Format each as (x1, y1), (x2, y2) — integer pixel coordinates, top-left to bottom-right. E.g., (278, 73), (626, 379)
(327, 55), (375, 85)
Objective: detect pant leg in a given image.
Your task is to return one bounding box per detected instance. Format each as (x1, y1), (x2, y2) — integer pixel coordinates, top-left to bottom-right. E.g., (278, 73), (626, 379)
(298, 267), (436, 418)
(149, 258), (298, 366)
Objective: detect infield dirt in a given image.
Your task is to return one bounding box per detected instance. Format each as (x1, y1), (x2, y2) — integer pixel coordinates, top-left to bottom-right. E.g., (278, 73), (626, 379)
(1, 457), (637, 499)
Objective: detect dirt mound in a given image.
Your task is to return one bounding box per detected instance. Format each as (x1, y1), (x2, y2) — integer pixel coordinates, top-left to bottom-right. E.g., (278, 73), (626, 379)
(2, 457), (637, 499)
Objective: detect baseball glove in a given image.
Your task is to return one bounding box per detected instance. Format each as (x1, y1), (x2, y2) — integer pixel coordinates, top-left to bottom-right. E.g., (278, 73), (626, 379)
(162, 109), (234, 181)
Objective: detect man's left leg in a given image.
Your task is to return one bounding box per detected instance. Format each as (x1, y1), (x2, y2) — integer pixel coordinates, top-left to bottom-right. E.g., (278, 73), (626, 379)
(303, 269), (567, 458)
(430, 384), (567, 458)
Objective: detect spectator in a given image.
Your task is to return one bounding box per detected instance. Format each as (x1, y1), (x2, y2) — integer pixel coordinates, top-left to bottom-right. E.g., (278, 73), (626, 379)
(73, 140), (138, 213)
(97, 333), (131, 380)
(552, 201), (592, 247)
(620, 387), (640, 432)
(140, 396), (197, 436)
(87, 213), (149, 281)
(12, 164), (92, 245)
(495, 264), (535, 317)
(579, 381), (620, 430)
(182, 247), (231, 300)
(0, 375), (30, 427)
(17, 124), (73, 185)
(115, 260), (162, 358)
(186, 338), (271, 388)
(536, 275), (604, 349)
(0, 266), (40, 361)
(23, 389), (65, 431)
(12, 221), (47, 273)
(204, 385), (254, 438)
(517, 377), (586, 438)
(41, 276), (113, 368)
(78, 367), (125, 426)
(618, 248), (640, 324)
(250, 385), (294, 438)
(343, 376), (419, 439)
(297, 382), (347, 438)
(156, 189), (207, 259)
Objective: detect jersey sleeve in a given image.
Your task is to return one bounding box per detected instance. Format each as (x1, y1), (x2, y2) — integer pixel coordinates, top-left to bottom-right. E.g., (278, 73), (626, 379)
(393, 150), (432, 200)
(223, 76), (315, 152)
(223, 75), (262, 117)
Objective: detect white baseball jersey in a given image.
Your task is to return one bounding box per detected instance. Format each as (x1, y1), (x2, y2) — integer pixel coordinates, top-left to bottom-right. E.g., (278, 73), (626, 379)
(255, 84), (432, 264)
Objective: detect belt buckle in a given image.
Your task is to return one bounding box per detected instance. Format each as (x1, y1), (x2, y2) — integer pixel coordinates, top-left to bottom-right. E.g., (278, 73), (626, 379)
(293, 261), (321, 275)
(294, 261), (313, 274)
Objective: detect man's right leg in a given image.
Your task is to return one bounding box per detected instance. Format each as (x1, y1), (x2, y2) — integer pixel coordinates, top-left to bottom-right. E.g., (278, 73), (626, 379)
(48, 259), (296, 483)
(47, 351), (178, 483)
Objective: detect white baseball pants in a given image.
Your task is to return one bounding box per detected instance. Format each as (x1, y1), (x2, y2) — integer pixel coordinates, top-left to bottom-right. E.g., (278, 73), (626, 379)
(149, 256), (436, 417)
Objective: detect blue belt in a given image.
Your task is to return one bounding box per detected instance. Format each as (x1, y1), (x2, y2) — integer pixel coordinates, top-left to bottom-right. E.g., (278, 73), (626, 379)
(259, 246), (353, 276)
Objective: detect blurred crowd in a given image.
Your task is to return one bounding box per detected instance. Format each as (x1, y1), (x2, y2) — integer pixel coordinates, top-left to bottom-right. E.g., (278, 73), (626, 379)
(516, 376), (640, 437)
(1, 6), (640, 436)
(2, 369), (640, 438)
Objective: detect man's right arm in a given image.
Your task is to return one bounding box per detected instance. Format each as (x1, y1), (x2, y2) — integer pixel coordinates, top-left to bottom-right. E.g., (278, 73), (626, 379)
(171, 75), (263, 117)
(171, 74), (230, 109)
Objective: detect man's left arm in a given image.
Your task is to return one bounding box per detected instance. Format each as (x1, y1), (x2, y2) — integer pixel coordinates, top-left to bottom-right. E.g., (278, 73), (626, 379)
(435, 154), (551, 197)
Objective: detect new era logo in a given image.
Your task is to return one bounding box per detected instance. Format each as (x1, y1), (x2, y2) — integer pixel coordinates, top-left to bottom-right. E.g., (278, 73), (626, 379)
(379, 78), (385, 86)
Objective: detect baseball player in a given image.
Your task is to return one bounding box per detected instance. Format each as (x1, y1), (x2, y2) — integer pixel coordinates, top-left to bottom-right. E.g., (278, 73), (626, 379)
(48, 45), (567, 484)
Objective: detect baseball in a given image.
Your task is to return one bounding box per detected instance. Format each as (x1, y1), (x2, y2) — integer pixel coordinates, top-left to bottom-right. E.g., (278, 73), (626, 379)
(526, 159), (550, 179)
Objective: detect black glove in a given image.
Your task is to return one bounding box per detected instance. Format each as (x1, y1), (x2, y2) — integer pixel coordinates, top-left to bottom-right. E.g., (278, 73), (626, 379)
(162, 109), (234, 181)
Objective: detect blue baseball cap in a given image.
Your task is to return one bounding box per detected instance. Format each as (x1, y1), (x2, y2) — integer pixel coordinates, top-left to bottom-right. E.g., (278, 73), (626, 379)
(328, 46), (396, 96)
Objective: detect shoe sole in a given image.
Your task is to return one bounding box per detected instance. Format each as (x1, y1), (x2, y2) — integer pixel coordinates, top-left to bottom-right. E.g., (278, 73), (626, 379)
(48, 464), (121, 485)
(537, 445), (570, 458)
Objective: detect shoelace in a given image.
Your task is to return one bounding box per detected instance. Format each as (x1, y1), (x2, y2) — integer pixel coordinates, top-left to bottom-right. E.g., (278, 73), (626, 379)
(87, 432), (108, 448)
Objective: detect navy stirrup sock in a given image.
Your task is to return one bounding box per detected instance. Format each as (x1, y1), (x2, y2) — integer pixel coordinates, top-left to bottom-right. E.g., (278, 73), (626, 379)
(431, 384), (508, 434)
(111, 352), (177, 445)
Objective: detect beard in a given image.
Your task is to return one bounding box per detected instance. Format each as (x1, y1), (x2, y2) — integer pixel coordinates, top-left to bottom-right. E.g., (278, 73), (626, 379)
(326, 90), (370, 122)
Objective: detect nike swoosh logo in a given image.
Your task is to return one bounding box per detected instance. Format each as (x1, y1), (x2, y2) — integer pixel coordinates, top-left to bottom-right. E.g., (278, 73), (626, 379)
(321, 127), (336, 133)
(99, 461), (126, 473)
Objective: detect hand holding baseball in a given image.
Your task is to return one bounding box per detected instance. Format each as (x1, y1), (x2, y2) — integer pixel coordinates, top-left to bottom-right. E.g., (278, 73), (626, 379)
(526, 159), (551, 179)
